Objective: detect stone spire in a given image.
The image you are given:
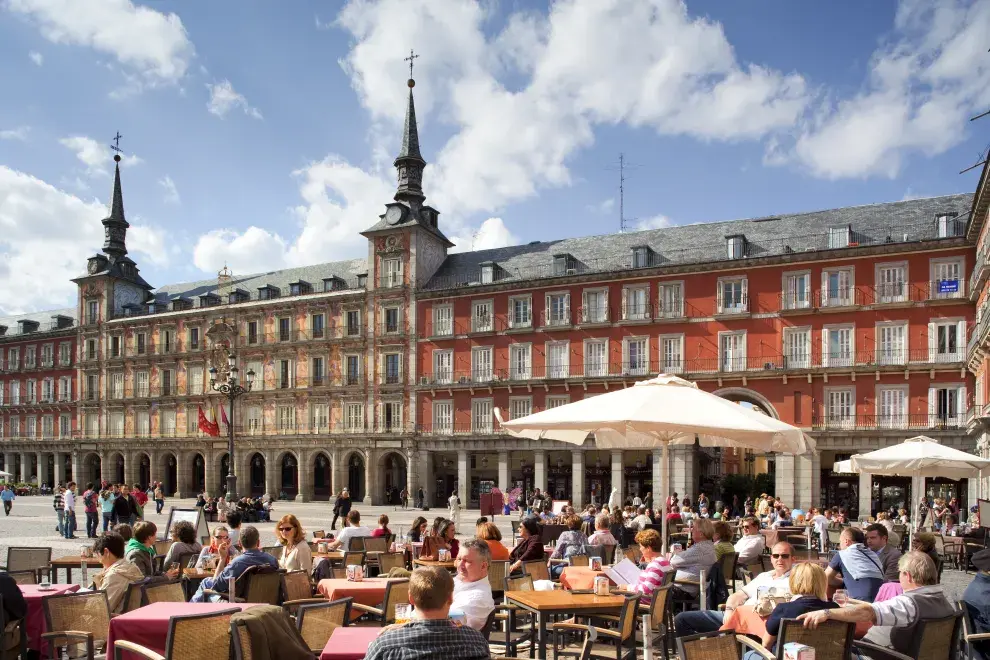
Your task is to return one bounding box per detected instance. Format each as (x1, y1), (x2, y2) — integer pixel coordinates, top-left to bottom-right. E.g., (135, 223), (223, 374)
(393, 78), (426, 204)
(102, 154), (130, 259)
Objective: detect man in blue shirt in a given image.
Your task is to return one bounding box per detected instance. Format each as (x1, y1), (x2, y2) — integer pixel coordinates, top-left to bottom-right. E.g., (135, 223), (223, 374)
(825, 527), (884, 602)
(1, 485), (15, 516)
(190, 525), (277, 602)
(964, 549), (990, 660)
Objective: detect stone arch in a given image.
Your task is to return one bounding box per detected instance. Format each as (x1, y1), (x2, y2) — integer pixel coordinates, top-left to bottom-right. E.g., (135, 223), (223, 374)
(136, 452), (152, 489)
(185, 452), (204, 496)
(247, 452), (266, 497)
(275, 450), (300, 500)
(309, 451), (333, 501)
(711, 387), (780, 419)
(109, 452), (126, 484)
(341, 449), (367, 502)
(376, 451), (407, 506)
(80, 452), (101, 488)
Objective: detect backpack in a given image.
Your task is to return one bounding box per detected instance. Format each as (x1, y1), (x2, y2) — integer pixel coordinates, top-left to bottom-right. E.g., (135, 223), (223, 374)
(83, 491), (95, 508)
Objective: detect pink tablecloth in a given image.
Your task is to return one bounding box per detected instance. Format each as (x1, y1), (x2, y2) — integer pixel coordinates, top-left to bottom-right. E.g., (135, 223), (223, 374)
(320, 626), (382, 660)
(20, 583), (80, 655)
(107, 602), (257, 659)
(875, 582), (904, 602)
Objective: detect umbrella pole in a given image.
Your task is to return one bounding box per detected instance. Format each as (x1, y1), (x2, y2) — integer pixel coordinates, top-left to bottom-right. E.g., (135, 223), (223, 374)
(662, 442), (670, 553)
(911, 474), (918, 549)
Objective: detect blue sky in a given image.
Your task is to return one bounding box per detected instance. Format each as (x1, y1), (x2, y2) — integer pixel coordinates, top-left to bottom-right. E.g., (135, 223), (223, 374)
(1, 0), (988, 314)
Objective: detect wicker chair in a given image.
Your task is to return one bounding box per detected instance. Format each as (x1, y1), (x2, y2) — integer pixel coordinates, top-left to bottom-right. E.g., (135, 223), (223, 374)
(313, 530), (326, 539)
(153, 540), (171, 556)
(522, 560), (550, 582)
(718, 552), (738, 594)
(350, 579), (409, 625)
(738, 618), (854, 660)
(601, 544), (617, 564)
(41, 590), (112, 660)
(622, 546), (642, 564)
(0, 594), (26, 660)
(488, 560), (509, 598)
(676, 630), (742, 660)
(260, 546), (282, 558)
(6, 569), (36, 585)
(1, 547), (51, 583)
(960, 599), (990, 659)
(552, 594), (640, 660)
(296, 598), (352, 653)
(121, 581), (148, 614)
(342, 551), (365, 567)
(206, 566), (283, 605)
(568, 555), (590, 568)
(112, 607), (238, 660)
(142, 580), (185, 604)
(349, 537), (366, 552)
(230, 618), (252, 660)
(852, 610), (963, 660)
(281, 570), (326, 615)
(639, 583), (673, 660)
(377, 553), (406, 576)
(492, 574), (536, 657)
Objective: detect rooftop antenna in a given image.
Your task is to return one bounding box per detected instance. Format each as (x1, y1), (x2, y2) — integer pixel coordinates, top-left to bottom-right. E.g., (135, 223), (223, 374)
(960, 142), (990, 175)
(611, 153), (639, 232)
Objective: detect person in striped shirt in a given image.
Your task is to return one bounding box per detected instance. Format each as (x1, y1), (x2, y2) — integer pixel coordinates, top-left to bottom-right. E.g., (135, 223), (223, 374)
(620, 529), (672, 603)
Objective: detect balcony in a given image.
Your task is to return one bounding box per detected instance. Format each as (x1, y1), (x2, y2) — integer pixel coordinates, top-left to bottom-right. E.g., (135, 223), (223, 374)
(971, 250), (990, 301)
(811, 413), (966, 432)
(70, 423), (416, 441)
(813, 287), (863, 309)
(655, 301), (684, 320)
(417, 422), (501, 436)
(620, 302), (652, 323)
(579, 305), (610, 325)
(715, 296), (749, 317)
(542, 308), (571, 330)
(919, 279), (966, 302)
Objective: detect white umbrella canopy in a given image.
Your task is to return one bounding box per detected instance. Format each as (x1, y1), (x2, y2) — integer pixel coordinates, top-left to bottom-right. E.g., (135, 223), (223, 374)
(495, 374), (815, 550)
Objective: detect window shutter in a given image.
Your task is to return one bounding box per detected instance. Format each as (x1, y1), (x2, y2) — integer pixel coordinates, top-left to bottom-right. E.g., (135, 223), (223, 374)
(716, 283), (723, 313)
(564, 293), (571, 319)
(958, 320), (967, 355)
(741, 278), (749, 310)
(928, 387), (937, 420)
(821, 329), (829, 367)
(928, 322), (936, 358)
(958, 386), (967, 420)
(621, 340), (629, 374)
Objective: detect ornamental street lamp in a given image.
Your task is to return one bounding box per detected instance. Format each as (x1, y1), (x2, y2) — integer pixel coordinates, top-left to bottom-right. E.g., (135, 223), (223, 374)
(209, 353), (255, 501)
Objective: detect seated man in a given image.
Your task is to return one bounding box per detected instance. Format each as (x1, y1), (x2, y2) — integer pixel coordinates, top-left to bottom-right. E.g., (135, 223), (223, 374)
(675, 542), (795, 636)
(799, 551), (955, 656)
(865, 523), (902, 582)
(327, 510), (371, 552)
(629, 506), (652, 531)
(670, 518), (717, 596)
(964, 549), (990, 660)
(451, 539), (495, 630)
(92, 532), (146, 613)
(366, 567), (490, 660)
(191, 525), (278, 602)
(734, 517), (766, 567)
(825, 527), (884, 602)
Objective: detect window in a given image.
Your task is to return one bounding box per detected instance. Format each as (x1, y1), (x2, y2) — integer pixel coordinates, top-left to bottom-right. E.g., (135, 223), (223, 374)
(345, 355), (361, 385)
(87, 300), (99, 325)
(509, 344), (531, 380)
(60, 342), (72, 365)
(247, 321), (259, 345)
(25, 379), (36, 403)
(383, 258), (402, 288)
(660, 334), (683, 374)
(7, 348), (18, 370)
(25, 417), (36, 437)
(381, 401), (402, 432)
(783, 327), (811, 369)
(433, 305), (453, 336)
(783, 272), (811, 310)
(277, 406), (295, 432)
(547, 396), (569, 408)
(717, 277), (748, 314)
(161, 329), (174, 353)
(929, 319), (965, 362)
(822, 325), (854, 367)
(545, 293), (570, 326)
(160, 409), (176, 435)
(582, 289), (608, 324)
(109, 413), (124, 437)
(727, 236), (745, 259)
(85, 339), (97, 360)
(632, 247), (651, 268)
(135, 371), (149, 397)
(135, 333), (146, 355)
(9, 417), (19, 437)
(658, 282), (683, 318)
(509, 296), (532, 328)
(472, 398), (494, 433)
(547, 341), (570, 379)
(187, 408), (200, 435)
(821, 268), (853, 307)
(509, 397), (532, 419)
(345, 403), (364, 431)
(433, 350), (453, 384)
(828, 226), (850, 248)
(278, 317), (291, 342)
(472, 346), (493, 382)
(83, 375), (95, 402)
(311, 313), (325, 339)
(58, 414), (70, 438)
(24, 347), (35, 368)
(936, 213), (959, 238)
(719, 331), (746, 372)
(189, 327), (200, 351)
(624, 337), (648, 375)
(876, 323), (907, 366)
(383, 307), (400, 334)
(481, 263), (494, 284)
(189, 367), (204, 394)
(875, 263), (907, 303)
(623, 287), (649, 320)
(41, 344), (53, 367)
(136, 411), (150, 436)
(277, 359), (293, 388)
(161, 369), (174, 396)
(312, 357), (325, 385)
(878, 387), (907, 429)
(247, 406), (262, 433)
(826, 389), (855, 428)
(553, 255), (572, 276)
(110, 372), (124, 399)
(41, 378), (53, 402)
(346, 310), (361, 336)
(433, 401), (453, 434)
(929, 384), (966, 427)
(585, 339), (608, 377)
(472, 300), (493, 332)
(58, 377), (70, 401)
(383, 353), (401, 384)
(930, 258), (964, 299)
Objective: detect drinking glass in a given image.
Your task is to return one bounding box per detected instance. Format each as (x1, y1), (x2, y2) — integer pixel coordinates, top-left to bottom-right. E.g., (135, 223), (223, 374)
(833, 589), (848, 606)
(394, 604), (411, 624)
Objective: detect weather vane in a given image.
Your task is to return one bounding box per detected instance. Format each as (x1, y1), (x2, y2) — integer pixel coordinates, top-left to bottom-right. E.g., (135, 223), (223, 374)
(110, 131), (123, 157)
(404, 49), (419, 79)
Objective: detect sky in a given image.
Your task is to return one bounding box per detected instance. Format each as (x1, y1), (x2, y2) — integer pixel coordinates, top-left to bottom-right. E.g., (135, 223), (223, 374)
(1, 0), (989, 315)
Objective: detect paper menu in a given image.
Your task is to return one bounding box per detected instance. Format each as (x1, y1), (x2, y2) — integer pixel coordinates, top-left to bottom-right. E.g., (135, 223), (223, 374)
(602, 558), (641, 586)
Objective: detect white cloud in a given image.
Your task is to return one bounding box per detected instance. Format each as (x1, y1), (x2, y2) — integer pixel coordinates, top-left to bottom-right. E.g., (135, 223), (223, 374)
(781, 0), (990, 179)
(59, 136), (142, 176)
(0, 166), (165, 314)
(632, 214), (674, 231)
(159, 175), (180, 204)
(28, 50), (42, 65)
(587, 198), (615, 215)
(449, 217), (519, 252)
(6, 0), (195, 90)
(0, 127), (30, 141)
(193, 227), (289, 275)
(206, 80), (262, 119)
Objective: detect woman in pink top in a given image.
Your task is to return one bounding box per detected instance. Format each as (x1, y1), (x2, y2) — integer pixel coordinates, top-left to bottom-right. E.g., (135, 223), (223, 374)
(370, 513), (391, 538)
(626, 529), (672, 603)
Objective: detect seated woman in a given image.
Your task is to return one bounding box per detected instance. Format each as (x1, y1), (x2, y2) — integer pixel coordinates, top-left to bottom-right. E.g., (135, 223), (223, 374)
(912, 532), (940, 569)
(588, 513), (618, 547)
(276, 513), (312, 574)
(548, 514), (589, 578)
(371, 514), (392, 538)
(742, 563), (837, 660)
(406, 516), (428, 543)
(162, 520), (203, 570)
(712, 521), (735, 561)
(608, 511), (625, 545)
(509, 517), (545, 573)
(127, 521), (178, 578)
(196, 525), (240, 569)
(618, 529), (671, 604)
(421, 519), (459, 559)
(477, 521), (510, 561)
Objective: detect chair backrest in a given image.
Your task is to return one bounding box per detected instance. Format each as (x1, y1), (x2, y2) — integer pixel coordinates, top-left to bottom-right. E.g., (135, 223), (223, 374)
(568, 555), (590, 567)
(312, 530), (326, 539)
(480, 608), (498, 641)
(170, 552), (198, 572)
(740, 569), (755, 585)
(540, 524), (566, 545)
(363, 537), (388, 553)
(349, 536), (366, 552)
(6, 569), (36, 585)
(142, 579), (185, 604)
(6, 547), (51, 574)
(623, 546), (642, 563)
(718, 552), (738, 585)
(296, 599), (351, 652)
(601, 544), (617, 563)
(648, 583), (673, 631)
(163, 608), (237, 659)
(242, 567), (283, 605)
(42, 590), (111, 650)
(231, 619), (254, 660)
(153, 540), (172, 556)
(378, 553), (405, 575)
(614, 594), (641, 641)
(910, 611), (964, 660)
(331, 567), (347, 579)
(121, 581), (147, 614)
(488, 561), (509, 595)
(505, 574), (534, 592)
(381, 580), (410, 624)
(511, 520), (521, 542)
(933, 534), (945, 553)
(281, 570), (313, 602)
(775, 618), (854, 660)
(826, 529), (842, 546)
(759, 555), (774, 572)
(522, 560), (549, 582)
(261, 546), (282, 558)
(676, 630), (740, 660)
(342, 551), (365, 567)
(793, 549), (819, 562)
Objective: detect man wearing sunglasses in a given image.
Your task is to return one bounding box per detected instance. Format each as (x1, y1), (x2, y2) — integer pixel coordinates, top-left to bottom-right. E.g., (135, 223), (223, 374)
(674, 542), (795, 637)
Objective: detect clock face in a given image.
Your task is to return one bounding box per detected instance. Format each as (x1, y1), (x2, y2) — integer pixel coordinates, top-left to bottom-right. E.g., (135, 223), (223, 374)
(385, 205), (404, 226)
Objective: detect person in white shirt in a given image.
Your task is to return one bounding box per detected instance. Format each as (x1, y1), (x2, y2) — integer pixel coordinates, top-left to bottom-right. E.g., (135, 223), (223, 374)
(734, 517), (766, 567)
(327, 510), (371, 552)
(451, 539), (496, 630)
(62, 481), (78, 539)
(810, 508), (830, 553)
(629, 506), (653, 531)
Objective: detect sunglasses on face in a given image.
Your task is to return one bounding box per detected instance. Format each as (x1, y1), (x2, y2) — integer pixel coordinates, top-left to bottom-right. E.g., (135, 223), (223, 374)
(216, 534), (229, 540)
(771, 553), (791, 559)
(279, 527), (295, 532)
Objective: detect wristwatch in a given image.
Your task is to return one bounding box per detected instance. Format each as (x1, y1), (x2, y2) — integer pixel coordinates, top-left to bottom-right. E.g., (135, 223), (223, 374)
(821, 609), (831, 620)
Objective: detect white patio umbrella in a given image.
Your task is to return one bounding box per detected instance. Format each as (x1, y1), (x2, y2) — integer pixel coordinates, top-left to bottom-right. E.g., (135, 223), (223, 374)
(833, 435), (990, 545)
(494, 374), (815, 551)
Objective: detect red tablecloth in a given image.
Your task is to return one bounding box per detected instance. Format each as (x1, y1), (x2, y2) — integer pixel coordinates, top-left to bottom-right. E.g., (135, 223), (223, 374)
(317, 578), (396, 621)
(875, 582), (903, 602)
(721, 604), (872, 639)
(20, 583), (80, 655)
(107, 602), (257, 659)
(319, 626), (382, 660)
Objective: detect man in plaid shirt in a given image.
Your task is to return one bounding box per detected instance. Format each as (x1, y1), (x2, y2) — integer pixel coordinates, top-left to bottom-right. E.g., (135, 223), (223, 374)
(365, 567), (490, 660)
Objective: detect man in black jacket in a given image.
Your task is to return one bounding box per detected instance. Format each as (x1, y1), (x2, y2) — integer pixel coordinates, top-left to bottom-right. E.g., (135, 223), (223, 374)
(331, 489), (351, 530)
(112, 484), (137, 526)
(0, 571), (26, 628)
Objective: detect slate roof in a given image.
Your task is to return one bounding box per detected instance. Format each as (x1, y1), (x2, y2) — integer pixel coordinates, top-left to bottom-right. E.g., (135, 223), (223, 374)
(424, 193), (975, 291)
(0, 307), (77, 337)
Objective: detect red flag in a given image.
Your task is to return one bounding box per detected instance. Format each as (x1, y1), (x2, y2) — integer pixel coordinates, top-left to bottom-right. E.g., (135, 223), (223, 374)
(198, 405), (220, 437)
(220, 404), (230, 430)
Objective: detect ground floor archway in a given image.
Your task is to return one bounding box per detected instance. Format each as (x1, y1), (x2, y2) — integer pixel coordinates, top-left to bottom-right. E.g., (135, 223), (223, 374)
(249, 453), (266, 497)
(279, 452), (298, 500)
(345, 452), (365, 502)
(312, 452), (332, 501)
(378, 452), (407, 505)
(110, 453), (125, 484)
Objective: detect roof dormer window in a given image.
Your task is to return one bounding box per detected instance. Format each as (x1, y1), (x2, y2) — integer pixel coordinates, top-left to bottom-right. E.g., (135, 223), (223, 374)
(480, 262), (495, 284)
(258, 285), (281, 301)
(199, 293), (221, 307)
(827, 226), (850, 249)
(170, 298), (192, 312)
(553, 254), (574, 276)
(632, 246), (654, 268)
(357, 274), (368, 289)
(228, 289), (249, 304)
(936, 213), (960, 238)
(323, 277), (345, 292)
(726, 235), (746, 260)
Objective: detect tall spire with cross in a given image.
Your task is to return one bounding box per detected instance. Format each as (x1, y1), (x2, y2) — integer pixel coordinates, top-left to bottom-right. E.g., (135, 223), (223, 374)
(103, 131), (130, 259)
(394, 49), (426, 203)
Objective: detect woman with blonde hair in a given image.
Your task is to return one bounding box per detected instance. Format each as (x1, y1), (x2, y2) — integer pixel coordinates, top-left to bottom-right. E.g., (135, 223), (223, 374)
(275, 513), (312, 574)
(744, 563), (837, 659)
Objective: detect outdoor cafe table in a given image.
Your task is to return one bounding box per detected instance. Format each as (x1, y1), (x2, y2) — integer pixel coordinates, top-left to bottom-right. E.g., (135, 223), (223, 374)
(49, 555), (103, 583)
(317, 578), (401, 620)
(314, 551), (345, 562)
(412, 558), (455, 570)
(20, 583), (79, 656)
(721, 604), (871, 640)
(107, 602), (258, 660)
(559, 566), (605, 591)
(505, 590), (626, 660)
(319, 626), (382, 660)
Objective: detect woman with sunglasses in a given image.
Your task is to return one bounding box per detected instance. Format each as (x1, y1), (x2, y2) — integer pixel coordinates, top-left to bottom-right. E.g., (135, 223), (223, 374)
(195, 525), (239, 569)
(275, 514), (312, 573)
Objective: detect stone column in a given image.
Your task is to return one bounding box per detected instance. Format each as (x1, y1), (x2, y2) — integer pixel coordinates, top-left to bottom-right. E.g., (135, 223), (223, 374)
(858, 470), (872, 520)
(405, 449), (419, 506)
(652, 449), (664, 511)
(457, 450), (469, 509)
(331, 449), (343, 497)
(36, 452), (44, 486)
(265, 452), (277, 501)
(611, 450), (624, 504)
(98, 453), (109, 486)
(571, 451), (584, 508)
(204, 453), (217, 499)
(147, 452), (158, 491)
(808, 452), (822, 510)
(670, 446), (696, 504)
(124, 452), (138, 487)
(3, 454), (13, 483)
(775, 454), (796, 508)
(20, 454), (29, 485)
(533, 450), (547, 493)
(55, 452), (65, 488)
(363, 451), (373, 505)
(498, 451), (510, 494)
(422, 450), (434, 508)
(71, 452), (81, 488)
(298, 451), (312, 502)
